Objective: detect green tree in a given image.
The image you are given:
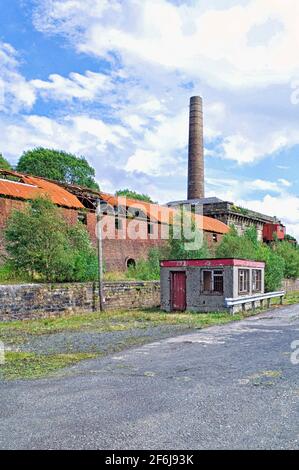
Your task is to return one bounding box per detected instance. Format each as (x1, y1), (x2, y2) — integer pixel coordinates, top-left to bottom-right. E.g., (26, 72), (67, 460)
(284, 234), (297, 244)
(274, 241), (299, 279)
(216, 226), (257, 259)
(256, 243), (285, 292)
(0, 153), (12, 170)
(17, 148), (99, 190)
(216, 226), (285, 291)
(115, 189), (154, 203)
(67, 223), (98, 282)
(4, 197), (98, 282)
(167, 212), (210, 260)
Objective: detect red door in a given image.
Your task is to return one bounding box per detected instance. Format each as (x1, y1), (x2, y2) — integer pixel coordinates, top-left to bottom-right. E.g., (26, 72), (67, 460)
(171, 271), (186, 311)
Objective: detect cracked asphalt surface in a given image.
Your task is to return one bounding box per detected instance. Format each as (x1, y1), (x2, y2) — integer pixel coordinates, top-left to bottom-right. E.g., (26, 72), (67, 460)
(1, 304), (299, 450)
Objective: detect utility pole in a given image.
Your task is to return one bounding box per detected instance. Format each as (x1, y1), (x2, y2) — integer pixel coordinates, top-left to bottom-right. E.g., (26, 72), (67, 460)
(96, 199), (105, 311)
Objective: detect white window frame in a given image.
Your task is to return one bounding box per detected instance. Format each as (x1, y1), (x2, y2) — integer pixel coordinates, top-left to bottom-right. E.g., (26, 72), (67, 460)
(252, 269), (262, 293)
(238, 269), (250, 294)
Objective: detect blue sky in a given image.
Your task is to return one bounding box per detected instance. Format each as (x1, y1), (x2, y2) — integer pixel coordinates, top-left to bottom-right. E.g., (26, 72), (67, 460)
(1, 0), (299, 237)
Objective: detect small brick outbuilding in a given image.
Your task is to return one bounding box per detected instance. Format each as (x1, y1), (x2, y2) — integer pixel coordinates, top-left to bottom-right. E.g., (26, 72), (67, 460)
(160, 258), (265, 313)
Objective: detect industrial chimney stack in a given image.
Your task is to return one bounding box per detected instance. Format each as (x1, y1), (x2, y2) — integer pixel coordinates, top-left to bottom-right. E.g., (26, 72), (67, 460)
(187, 96), (204, 200)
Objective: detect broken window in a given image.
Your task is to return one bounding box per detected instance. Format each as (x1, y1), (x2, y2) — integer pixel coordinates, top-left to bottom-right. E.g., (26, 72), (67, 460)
(147, 223), (154, 235)
(77, 211), (87, 225)
(202, 269), (224, 294)
(203, 270), (212, 291)
(115, 218), (123, 230)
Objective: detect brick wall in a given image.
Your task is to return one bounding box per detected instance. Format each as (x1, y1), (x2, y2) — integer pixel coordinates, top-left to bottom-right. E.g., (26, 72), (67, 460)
(0, 196), (225, 272)
(0, 281), (161, 321)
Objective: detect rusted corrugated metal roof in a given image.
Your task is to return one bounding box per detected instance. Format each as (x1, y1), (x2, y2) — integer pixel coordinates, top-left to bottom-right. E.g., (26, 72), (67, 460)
(0, 170), (83, 209)
(99, 192), (229, 234)
(0, 170), (229, 233)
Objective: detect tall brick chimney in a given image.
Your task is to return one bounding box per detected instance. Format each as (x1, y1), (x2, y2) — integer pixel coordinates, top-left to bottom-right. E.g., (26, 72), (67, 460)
(187, 96), (204, 200)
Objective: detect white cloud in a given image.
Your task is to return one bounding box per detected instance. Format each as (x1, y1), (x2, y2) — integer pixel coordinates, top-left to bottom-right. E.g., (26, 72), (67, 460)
(238, 193), (299, 239)
(30, 0), (299, 167)
(126, 149), (166, 176)
(0, 114), (129, 164)
(122, 114), (146, 132)
(34, 0), (299, 89)
(31, 70), (111, 101)
(0, 42), (36, 112)
(278, 178), (291, 187)
(212, 126), (299, 164)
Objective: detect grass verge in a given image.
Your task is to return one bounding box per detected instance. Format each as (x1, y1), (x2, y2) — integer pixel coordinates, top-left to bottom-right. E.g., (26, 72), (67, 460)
(1, 352), (98, 380)
(1, 291), (298, 381)
(0, 310), (244, 343)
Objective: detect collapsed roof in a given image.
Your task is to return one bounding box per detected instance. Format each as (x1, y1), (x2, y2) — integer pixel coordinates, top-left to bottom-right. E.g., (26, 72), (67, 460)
(0, 169), (229, 234)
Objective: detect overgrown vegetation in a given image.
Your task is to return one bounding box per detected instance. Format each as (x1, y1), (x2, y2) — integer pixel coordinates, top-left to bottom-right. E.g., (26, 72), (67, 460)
(0, 153), (12, 170)
(218, 226), (299, 290)
(126, 213), (211, 280)
(125, 224), (299, 290)
(1, 352), (98, 380)
(0, 264), (30, 284)
(126, 248), (162, 280)
(17, 147), (99, 190)
(115, 189), (154, 203)
(2, 291), (298, 380)
(0, 191), (298, 287)
(274, 241), (299, 279)
(3, 197), (98, 282)
(0, 309), (244, 380)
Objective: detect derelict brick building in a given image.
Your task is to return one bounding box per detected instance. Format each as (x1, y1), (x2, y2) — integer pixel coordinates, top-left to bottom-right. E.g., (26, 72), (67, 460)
(0, 169), (229, 271)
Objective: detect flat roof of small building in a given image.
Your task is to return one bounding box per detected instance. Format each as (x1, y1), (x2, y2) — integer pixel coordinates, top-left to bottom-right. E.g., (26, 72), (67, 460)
(160, 258), (265, 268)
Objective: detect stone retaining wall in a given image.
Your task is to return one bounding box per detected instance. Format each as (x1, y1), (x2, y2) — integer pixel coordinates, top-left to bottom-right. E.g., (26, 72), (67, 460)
(0, 281), (161, 321)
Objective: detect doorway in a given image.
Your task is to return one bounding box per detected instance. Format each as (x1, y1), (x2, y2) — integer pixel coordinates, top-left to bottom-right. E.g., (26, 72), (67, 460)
(171, 271), (186, 311)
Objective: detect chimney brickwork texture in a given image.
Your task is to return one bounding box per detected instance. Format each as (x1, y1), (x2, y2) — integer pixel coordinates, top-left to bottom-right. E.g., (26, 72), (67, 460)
(187, 96), (205, 200)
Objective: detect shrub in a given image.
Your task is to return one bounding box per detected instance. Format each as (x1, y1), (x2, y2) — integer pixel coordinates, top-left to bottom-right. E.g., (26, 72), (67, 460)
(216, 226), (285, 291)
(115, 189), (154, 203)
(126, 248), (161, 281)
(274, 241), (299, 279)
(67, 223), (98, 282)
(4, 197), (98, 282)
(167, 212), (210, 260)
(0, 263), (30, 284)
(256, 243), (285, 292)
